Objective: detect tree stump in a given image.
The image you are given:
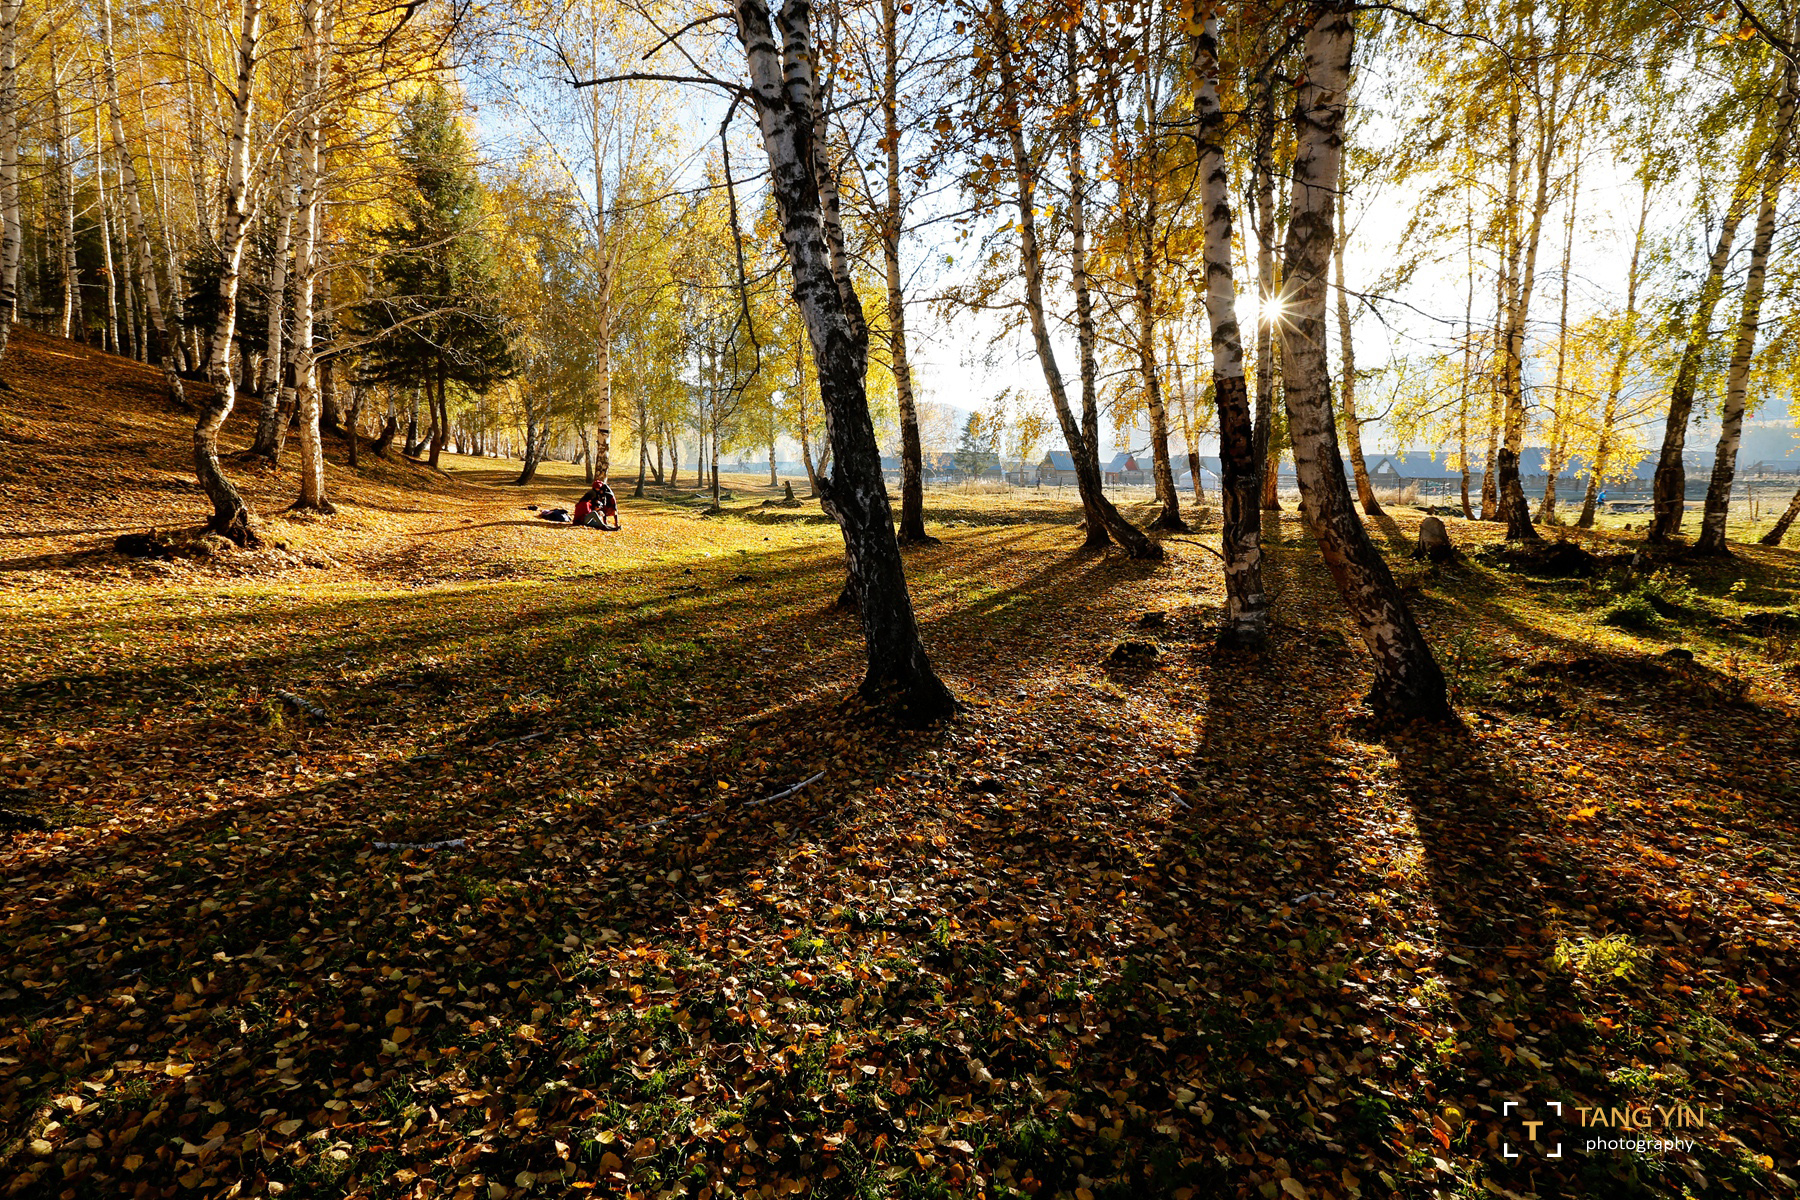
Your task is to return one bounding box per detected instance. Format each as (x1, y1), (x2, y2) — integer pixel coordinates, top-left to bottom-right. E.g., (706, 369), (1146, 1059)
(1412, 516), (1453, 563)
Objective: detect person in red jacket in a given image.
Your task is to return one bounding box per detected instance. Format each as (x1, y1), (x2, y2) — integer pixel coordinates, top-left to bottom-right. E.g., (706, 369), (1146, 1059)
(596, 480), (621, 531)
(573, 484), (603, 528)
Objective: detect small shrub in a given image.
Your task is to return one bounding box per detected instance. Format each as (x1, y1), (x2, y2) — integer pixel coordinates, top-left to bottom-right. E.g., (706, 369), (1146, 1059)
(1600, 593), (1662, 629)
(1638, 569), (1702, 618)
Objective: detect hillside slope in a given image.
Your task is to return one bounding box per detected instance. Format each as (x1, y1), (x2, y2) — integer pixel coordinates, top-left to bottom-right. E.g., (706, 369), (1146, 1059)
(0, 328), (618, 589)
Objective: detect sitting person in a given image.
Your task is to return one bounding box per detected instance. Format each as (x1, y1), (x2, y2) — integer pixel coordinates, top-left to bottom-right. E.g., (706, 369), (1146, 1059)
(572, 484), (604, 528)
(596, 480), (621, 531)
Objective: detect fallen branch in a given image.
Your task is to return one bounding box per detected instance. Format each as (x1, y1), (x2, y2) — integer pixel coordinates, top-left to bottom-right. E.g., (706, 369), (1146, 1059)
(272, 690), (326, 720)
(1165, 538), (1226, 561)
(742, 771), (825, 808)
(373, 838), (467, 851)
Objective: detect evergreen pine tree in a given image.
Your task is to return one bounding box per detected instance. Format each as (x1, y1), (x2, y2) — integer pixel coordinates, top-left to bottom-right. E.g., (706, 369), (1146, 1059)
(356, 85), (514, 468)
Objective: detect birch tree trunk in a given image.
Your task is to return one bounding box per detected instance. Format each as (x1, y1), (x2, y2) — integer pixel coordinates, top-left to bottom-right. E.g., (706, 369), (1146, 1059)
(880, 0), (931, 544)
(1761, 487), (1800, 546)
(795, 334), (820, 496)
(590, 105), (614, 484)
(96, 116), (121, 354)
(1696, 64), (1795, 556)
(1194, 14), (1267, 643)
(196, 0), (265, 544)
(252, 144), (298, 461)
(100, 0), (184, 404)
(1169, 344), (1204, 507)
(403, 386), (420, 456)
(1495, 52), (1565, 543)
(291, 0), (332, 512)
(1065, 29), (1104, 505)
(1537, 145), (1581, 523)
(1135, 225), (1183, 530)
(1280, 5), (1448, 723)
(0, 0), (18, 368)
(1251, 107), (1280, 515)
(1334, 159), (1379, 517)
(1458, 192), (1475, 518)
(51, 59), (82, 340)
(1058, 28), (1101, 482)
(731, 0), (956, 721)
(629, 396), (645, 494)
(429, 363), (447, 469)
(989, 0), (1156, 558)
(1578, 176), (1650, 528)
(1646, 143), (1759, 542)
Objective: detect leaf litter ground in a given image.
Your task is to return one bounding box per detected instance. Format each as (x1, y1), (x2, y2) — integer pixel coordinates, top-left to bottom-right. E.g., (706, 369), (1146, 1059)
(2, 331), (1800, 1199)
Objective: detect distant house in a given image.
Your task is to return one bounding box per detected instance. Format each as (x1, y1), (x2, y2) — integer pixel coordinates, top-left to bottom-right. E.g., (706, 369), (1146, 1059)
(1367, 453), (1464, 488)
(881, 452), (964, 483)
(1104, 448), (1152, 486)
(1037, 450), (1081, 487)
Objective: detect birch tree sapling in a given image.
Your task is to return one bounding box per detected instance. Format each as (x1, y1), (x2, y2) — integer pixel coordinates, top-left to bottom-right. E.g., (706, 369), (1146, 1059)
(1193, 9), (1267, 644)
(1279, 3), (1448, 724)
(196, 0), (265, 545)
(730, 0), (957, 722)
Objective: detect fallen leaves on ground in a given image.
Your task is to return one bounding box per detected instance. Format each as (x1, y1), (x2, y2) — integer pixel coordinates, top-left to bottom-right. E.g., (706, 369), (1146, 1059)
(2, 331), (1799, 1199)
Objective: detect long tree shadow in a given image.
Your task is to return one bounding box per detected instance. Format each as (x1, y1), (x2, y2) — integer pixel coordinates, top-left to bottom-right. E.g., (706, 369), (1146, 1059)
(1385, 719), (1799, 1195)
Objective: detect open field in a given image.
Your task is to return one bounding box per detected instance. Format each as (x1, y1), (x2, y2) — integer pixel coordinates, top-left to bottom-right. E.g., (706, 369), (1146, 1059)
(3, 329), (1800, 1199)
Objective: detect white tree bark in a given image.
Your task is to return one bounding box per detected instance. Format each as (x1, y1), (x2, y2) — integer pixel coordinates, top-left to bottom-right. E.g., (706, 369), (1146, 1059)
(1194, 13), (1266, 643)
(0, 0), (19, 366)
(195, 0), (265, 542)
(730, 0), (955, 720)
(1279, 4), (1448, 723)
(252, 143), (298, 460)
(1697, 56), (1796, 555)
(51, 57), (81, 340)
(293, 0), (333, 511)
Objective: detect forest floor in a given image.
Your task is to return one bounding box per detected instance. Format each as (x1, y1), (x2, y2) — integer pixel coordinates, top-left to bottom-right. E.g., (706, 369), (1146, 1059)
(3, 328), (1800, 1200)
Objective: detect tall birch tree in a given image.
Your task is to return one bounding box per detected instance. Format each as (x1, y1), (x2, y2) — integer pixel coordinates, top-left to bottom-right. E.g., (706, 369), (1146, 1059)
(195, 0), (265, 543)
(1279, 3), (1448, 723)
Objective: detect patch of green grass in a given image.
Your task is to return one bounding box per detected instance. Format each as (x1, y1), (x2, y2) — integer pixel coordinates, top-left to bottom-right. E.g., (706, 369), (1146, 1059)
(1551, 933), (1646, 983)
